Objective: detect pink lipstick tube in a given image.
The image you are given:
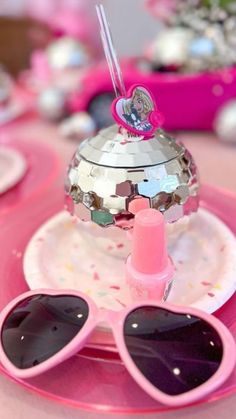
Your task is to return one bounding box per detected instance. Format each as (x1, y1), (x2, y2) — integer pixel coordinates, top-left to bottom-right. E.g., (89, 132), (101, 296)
(126, 208), (174, 301)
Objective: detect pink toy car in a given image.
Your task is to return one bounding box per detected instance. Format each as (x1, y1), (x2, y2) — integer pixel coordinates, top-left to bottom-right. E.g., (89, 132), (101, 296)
(68, 57), (236, 131)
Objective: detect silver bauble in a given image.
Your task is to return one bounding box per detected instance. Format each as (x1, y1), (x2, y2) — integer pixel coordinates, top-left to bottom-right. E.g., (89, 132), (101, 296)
(46, 37), (90, 71)
(148, 27), (194, 69)
(60, 112), (96, 140)
(215, 100), (236, 143)
(37, 88), (66, 121)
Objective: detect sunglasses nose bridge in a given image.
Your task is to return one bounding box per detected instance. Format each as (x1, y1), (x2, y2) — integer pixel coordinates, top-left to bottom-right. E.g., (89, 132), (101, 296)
(97, 309), (118, 326)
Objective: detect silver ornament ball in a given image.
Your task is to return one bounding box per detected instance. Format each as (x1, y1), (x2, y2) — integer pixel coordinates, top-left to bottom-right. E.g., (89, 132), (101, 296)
(37, 87), (67, 121)
(215, 100), (236, 144)
(46, 37), (90, 71)
(60, 112), (96, 140)
(148, 27), (194, 69)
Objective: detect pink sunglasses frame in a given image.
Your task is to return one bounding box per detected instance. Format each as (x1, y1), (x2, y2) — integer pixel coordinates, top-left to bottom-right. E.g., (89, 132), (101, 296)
(0, 288), (235, 407)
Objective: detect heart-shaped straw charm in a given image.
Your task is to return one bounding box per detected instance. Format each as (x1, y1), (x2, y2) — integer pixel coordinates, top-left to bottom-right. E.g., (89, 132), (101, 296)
(111, 84), (164, 137)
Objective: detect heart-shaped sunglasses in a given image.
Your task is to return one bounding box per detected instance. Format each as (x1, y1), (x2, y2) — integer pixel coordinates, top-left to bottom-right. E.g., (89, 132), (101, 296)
(0, 289), (235, 407)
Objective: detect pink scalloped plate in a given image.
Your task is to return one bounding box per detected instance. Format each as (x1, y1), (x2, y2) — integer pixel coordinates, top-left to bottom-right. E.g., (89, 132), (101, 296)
(0, 140), (61, 218)
(0, 146), (27, 194)
(0, 184), (236, 414)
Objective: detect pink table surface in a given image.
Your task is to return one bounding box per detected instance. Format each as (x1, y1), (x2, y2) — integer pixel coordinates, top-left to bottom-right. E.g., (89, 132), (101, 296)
(1, 114), (236, 418)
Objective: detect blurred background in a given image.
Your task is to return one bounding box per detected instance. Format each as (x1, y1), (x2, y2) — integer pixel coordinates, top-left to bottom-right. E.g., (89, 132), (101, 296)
(0, 0), (236, 189)
(0, 0), (160, 70)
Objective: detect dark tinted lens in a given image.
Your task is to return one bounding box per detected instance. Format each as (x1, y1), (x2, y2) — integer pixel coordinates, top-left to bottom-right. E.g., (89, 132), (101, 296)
(1, 294), (89, 369)
(124, 307), (223, 396)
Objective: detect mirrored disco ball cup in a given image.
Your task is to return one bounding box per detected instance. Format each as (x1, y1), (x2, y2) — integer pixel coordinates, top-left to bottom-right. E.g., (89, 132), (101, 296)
(65, 125), (199, 257)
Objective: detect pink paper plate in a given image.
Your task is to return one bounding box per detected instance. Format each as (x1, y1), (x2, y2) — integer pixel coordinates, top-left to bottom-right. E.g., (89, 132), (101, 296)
(0, 146), (27, 194)
(0, 184), (236, 414)
(0, 141), (61, 218)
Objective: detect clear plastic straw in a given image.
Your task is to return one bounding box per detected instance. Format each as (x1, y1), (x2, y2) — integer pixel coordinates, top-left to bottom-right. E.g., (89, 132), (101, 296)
(96, 4), (126, 97)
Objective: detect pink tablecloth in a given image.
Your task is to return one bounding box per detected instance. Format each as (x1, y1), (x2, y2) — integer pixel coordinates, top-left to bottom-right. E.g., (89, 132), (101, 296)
(1, 115), (236, 419)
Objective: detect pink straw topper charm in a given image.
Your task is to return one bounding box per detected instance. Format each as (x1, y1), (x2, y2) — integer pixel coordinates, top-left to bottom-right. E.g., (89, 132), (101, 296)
(126, 208), (174, 301)
(111, 84), (164, 137)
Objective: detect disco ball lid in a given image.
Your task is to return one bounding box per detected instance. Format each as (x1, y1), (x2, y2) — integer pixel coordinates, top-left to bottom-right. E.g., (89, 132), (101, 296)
(78, 125), (182, 168)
